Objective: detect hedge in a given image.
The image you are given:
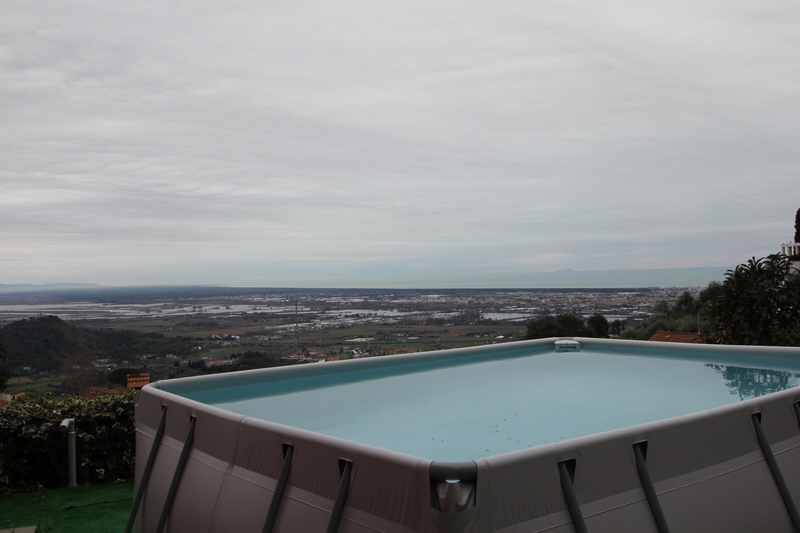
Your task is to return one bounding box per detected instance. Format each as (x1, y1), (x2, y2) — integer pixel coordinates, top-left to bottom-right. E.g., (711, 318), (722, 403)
(0, 391), (136, 493)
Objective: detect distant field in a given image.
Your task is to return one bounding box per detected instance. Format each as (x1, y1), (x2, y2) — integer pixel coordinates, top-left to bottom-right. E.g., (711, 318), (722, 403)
(2, 286), (672, 392)
(6, 376), (62, 393)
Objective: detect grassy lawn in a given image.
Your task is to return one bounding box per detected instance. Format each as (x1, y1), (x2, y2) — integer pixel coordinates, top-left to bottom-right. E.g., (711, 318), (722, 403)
(5, 377), (63, 394)
(0, 481), (133, 533)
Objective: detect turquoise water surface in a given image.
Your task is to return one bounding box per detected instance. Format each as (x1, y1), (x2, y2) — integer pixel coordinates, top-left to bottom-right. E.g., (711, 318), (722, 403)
(182, 350), (800, 462)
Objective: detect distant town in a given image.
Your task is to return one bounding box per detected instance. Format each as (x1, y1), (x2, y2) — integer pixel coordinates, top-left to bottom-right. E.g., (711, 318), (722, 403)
(0, 285), (699, 394)
(0, 285), (693, 328)
(0, 287), (700, 322)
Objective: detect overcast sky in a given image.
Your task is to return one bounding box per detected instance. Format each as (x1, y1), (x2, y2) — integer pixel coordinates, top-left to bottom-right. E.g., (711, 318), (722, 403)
(2, 0), (798, 288)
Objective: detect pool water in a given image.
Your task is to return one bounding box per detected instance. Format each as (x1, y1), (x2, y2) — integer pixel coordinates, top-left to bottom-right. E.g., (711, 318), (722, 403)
(181, 350), (800, 462)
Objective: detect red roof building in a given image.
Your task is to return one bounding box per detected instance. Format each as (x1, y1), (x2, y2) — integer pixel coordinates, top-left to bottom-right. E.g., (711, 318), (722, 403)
(126, 372), (151, 389)
(648, 331), (703, 343)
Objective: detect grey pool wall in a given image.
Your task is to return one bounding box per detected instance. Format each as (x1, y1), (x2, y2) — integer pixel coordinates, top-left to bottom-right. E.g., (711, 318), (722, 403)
(131, 338), (800, 532)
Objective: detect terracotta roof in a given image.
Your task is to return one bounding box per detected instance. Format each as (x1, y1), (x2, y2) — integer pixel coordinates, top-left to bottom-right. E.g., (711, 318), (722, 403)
(126, 372), (151, 389)
(648, 331), (702, 343)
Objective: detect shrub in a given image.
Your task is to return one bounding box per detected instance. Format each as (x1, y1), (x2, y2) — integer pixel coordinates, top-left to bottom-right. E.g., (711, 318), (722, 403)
(526, 314), (590, 339)
(713, 254), (800, 345)
(0, 391), (136, 493)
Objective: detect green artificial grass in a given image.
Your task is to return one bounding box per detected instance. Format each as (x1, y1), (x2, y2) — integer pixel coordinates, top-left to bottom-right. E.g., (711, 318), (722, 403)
(0, 481), (133, 533)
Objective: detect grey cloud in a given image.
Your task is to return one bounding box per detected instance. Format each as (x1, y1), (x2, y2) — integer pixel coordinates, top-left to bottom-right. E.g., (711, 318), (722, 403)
(1, 0), (799, 285)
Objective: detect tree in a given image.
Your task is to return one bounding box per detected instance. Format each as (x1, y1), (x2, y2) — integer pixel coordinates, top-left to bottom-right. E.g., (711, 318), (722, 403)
(62, 345), (101, 394)
(795, 208), (800, 243)
(526, 314), (589, 339)
(0, 343), (8, 392)
(713, 254), (800, 346)
(653, 300), (670, 315)
(107, 367), (142, 387)
(621, 283), (718, 341)
(698, 281), (723, 306)
(673, 291), (696, 313)
(793, 208), (800, 260)
(587, 314), (609, 338)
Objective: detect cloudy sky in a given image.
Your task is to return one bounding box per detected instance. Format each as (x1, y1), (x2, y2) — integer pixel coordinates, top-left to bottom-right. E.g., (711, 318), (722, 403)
(2, 0), (798, 287)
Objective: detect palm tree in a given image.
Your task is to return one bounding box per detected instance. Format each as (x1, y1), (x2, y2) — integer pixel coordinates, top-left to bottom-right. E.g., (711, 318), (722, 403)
(713, 255), (800, 345)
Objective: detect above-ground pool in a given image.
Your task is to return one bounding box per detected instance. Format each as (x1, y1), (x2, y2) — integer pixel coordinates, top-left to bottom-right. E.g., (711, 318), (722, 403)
(129, 338), (800, 532)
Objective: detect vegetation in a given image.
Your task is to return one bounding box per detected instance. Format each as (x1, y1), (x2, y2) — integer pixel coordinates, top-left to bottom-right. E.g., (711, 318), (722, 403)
(795, 207), (800, 244)
(586, 314), (610, 338)
(186, 351), (296, 374)
(794, 208), (800, 260)
(0, 479), (134, 532)
(0, 316), (194, 378)
(106, 367), (143, 387)
(526, 313), (609, 339)
(621, 286), (719, 341)
(712, 254), (800, 345)
(621, 253), (800, 346)
(0, 343), (8, 392)
(0, 392), (136, 493)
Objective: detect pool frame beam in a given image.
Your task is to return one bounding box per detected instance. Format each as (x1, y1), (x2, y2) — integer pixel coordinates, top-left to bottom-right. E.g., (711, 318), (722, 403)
(132, 337), (800, 533)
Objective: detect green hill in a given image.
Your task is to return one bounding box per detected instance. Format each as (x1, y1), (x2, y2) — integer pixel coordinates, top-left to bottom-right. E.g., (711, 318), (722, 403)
(0, 316), (193, 376)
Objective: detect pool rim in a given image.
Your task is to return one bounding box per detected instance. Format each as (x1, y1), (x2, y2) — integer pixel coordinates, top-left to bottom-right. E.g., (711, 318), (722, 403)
(143, 337), (800, 482)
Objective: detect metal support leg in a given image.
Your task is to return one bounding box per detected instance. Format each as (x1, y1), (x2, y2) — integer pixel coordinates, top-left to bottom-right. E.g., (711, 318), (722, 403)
(752, 413), (800, 533)
(156, 415), (196, 533)
(633, 442), (670, 533)
(263, 444), (294, 533)
(326, 460), (353, 533)
(558, 459), (589, 533)
(125, 405), (167, 533)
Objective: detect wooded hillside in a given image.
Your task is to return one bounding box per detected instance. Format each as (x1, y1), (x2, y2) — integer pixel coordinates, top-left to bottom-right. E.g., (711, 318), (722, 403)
(0, 316), (194, 375)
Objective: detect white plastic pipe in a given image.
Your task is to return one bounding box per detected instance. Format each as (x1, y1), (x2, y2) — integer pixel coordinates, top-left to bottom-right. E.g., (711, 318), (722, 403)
(60, 418), (77, 487)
